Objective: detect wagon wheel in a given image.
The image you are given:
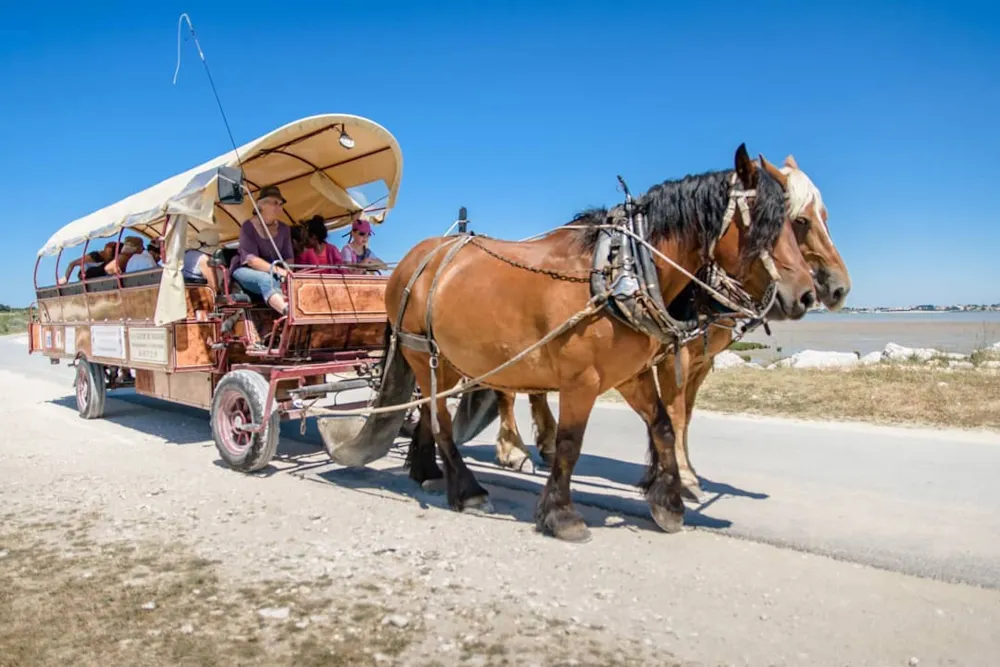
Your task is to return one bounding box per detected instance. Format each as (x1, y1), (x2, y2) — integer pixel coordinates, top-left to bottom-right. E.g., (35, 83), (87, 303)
(75, 359), (107, 419)
(210, 370), (281, 473)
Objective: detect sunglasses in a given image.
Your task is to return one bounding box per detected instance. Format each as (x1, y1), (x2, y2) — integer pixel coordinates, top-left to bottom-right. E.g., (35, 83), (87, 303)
(354, 230), (368, 236)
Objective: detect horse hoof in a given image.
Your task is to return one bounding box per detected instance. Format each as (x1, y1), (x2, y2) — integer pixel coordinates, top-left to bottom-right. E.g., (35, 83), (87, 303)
(680, 483), (706, 504)
(650, 504), (685, 534)
(541, 509), (592, 543)
(420, 479), (447, 494)
(497, 452), (535, 474)
(513, 454), (536, 474)
(462, 495), (494, 516)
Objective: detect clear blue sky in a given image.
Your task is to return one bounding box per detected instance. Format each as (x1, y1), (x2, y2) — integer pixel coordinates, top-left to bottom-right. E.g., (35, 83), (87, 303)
(1, 1), (997, 308)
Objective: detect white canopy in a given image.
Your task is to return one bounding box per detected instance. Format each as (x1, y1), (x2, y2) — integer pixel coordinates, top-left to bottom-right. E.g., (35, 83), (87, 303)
(38, 113), (403, 257)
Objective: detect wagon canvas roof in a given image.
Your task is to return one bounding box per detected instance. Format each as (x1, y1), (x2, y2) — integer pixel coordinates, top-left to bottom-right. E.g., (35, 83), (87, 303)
(37, 113), (403, 256)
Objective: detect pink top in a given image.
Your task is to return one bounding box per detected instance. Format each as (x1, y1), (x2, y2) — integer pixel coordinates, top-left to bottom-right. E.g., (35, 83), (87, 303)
(296, 243), (347, 274)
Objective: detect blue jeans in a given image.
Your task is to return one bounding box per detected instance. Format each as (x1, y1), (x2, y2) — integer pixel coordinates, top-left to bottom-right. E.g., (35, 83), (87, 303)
(232, 266), (282, 302)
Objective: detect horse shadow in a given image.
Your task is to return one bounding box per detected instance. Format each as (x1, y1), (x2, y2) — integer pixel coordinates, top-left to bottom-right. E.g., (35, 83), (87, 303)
(458, 442), (770, 503)
(312, 440), (735, 533)
(45, 389), (755, 533)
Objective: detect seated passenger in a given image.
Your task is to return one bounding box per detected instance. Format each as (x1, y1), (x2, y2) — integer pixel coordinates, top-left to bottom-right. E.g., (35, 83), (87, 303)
(340, 217), (387, 273)
(148, 239), (161, 265)
(183, 229), (222, 294)
(228, 185), (293, 315)
(291, 226), (307, 264)
(59, 241), (117, 284)
(125, 237), (159, 272)
(98, 236), (144, 276)
(298, 215), (347, 274)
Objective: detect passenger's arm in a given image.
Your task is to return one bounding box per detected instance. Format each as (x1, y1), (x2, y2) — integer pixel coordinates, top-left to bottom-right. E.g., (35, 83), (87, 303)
(61, 257), (83, 283)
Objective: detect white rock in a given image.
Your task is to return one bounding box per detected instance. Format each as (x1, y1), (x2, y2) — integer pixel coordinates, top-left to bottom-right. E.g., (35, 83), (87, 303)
(981, 360), (1000, 369)
(179, 623), (194, 634)
(990, 341), (1000, 350)
(949, 361), (975, 370)
(140, 601), (156, 610)
(258, 607), (291, 620)
(780, 349), (859, 369)
(713, 351), (747, 369)
(882, 342), (939, 362)
(859, 351), (883, 366)
(382, 613), (409, 628)
(0, 550), (8, 559)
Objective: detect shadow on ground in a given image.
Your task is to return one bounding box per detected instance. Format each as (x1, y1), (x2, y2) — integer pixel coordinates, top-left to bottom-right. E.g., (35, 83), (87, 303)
(47, 388), (771, 535)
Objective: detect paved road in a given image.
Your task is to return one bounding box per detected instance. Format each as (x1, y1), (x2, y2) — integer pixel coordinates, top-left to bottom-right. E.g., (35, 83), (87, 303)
(5, 334), (1000, 590)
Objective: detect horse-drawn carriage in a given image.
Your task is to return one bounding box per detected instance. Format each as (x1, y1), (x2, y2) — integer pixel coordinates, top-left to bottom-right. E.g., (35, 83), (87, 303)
(29, 109), (850, 542)
(28, 114), (411, 472)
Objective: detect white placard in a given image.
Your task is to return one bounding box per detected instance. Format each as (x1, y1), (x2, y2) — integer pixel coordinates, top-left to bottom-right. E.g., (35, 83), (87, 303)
(44, 330), (52, 349)
(54, 328), (62, 350)
(64, 327), (76, 356)
(91, 325), (125, 359)
(128, 327), (169, 365)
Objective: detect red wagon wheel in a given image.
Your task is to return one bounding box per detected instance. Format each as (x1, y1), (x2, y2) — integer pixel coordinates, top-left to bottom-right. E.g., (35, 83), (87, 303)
(210, 369), (280, 472)
(75, 359), (107, 419)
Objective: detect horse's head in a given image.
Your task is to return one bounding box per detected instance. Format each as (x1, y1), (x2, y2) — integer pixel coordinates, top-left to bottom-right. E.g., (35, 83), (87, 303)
(709, 144), (816, 320)
(772, 154), (851, 312)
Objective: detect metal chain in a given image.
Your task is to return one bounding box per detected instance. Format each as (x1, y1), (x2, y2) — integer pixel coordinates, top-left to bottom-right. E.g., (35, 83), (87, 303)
(469, 236), (596, 283)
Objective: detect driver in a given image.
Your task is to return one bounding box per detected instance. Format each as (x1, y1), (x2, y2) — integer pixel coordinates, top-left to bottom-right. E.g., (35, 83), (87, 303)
(229, 185), (294, 315)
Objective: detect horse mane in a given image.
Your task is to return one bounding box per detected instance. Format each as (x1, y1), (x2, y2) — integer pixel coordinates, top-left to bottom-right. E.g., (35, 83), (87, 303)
(566, 167), (786, 267)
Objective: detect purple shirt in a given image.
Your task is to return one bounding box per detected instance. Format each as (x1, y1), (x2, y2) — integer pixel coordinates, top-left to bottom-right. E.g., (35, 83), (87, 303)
(231, 219), (294, 273)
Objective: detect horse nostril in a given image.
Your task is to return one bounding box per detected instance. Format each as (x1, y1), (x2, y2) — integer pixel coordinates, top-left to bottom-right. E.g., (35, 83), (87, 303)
(832, 287), (846, 303)
(800, 291), (816, 310)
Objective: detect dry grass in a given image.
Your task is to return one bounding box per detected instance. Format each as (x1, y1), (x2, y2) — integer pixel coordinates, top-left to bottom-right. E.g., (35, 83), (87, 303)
(685, 365), (1000, 430)
(0, 513), (418, 667)
(0, 310), (28, 336)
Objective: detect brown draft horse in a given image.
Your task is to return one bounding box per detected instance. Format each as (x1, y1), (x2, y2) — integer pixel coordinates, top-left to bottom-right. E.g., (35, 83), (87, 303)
(330, 144), (815, 542)
(482, 155), (851, 500)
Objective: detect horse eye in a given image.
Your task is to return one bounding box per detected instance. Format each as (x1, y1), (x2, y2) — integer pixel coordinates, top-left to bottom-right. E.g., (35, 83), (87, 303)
(795, 217), (811, 229)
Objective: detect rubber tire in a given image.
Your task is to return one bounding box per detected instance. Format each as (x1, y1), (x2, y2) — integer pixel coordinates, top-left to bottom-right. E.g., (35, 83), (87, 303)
(75, 359), (107, 419)
(210, 369), (281, 472)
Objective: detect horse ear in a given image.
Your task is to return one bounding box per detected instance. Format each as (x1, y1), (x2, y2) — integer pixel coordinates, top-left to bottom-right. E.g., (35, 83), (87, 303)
(758, 153), (789, 189)
(734, 143), (757, 189)
(784, 154), (799, 170)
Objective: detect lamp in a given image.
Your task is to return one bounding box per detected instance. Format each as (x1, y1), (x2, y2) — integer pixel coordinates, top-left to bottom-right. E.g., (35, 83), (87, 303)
(337, 124), (355, 150)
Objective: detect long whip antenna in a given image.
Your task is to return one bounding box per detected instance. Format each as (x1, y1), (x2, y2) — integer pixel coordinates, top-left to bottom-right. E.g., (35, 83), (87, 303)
(174, 13), (243, 166)
(172, 13), (288, 270)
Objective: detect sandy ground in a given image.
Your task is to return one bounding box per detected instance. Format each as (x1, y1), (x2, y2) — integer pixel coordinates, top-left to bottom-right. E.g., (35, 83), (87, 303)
(1, 356), (1000, 665)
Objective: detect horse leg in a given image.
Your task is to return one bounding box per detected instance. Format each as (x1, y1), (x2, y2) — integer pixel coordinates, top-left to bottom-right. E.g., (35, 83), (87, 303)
(535, 386), (598, 543)
(678, 348), (716, 499)
(529, 392), (557, 466)
(404, 403), (445, 492)
(617, 368), (685, 533)
(493, 391), (533, 471)
(406, 352), (492, 513)
(657, 346), (703, 503)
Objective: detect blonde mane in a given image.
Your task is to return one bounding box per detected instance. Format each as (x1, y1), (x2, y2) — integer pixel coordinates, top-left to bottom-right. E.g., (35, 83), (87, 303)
(780, 160), (831, 237)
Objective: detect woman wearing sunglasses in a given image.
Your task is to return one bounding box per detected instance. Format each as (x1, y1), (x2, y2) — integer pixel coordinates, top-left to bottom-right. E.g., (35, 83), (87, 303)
(341, 217), (386, 273)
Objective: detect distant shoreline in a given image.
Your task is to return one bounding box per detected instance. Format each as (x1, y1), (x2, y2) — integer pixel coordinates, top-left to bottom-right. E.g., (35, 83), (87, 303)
(838, 310), (998, 315)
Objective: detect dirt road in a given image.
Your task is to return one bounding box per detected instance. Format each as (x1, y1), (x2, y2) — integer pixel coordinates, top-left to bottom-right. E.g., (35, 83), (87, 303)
(1, 337), (998, 666)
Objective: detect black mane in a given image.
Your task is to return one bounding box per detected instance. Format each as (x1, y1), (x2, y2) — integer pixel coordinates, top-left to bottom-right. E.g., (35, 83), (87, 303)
(567, 167), (786, 267)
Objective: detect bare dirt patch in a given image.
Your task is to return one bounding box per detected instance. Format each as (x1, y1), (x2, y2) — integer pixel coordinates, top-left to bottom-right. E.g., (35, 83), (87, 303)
(0, 509), (668, 667)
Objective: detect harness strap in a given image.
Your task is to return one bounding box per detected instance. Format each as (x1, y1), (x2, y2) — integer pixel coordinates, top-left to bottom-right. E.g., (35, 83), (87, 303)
(422, 235), (476, 434)
(379, 236), (464, 400)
